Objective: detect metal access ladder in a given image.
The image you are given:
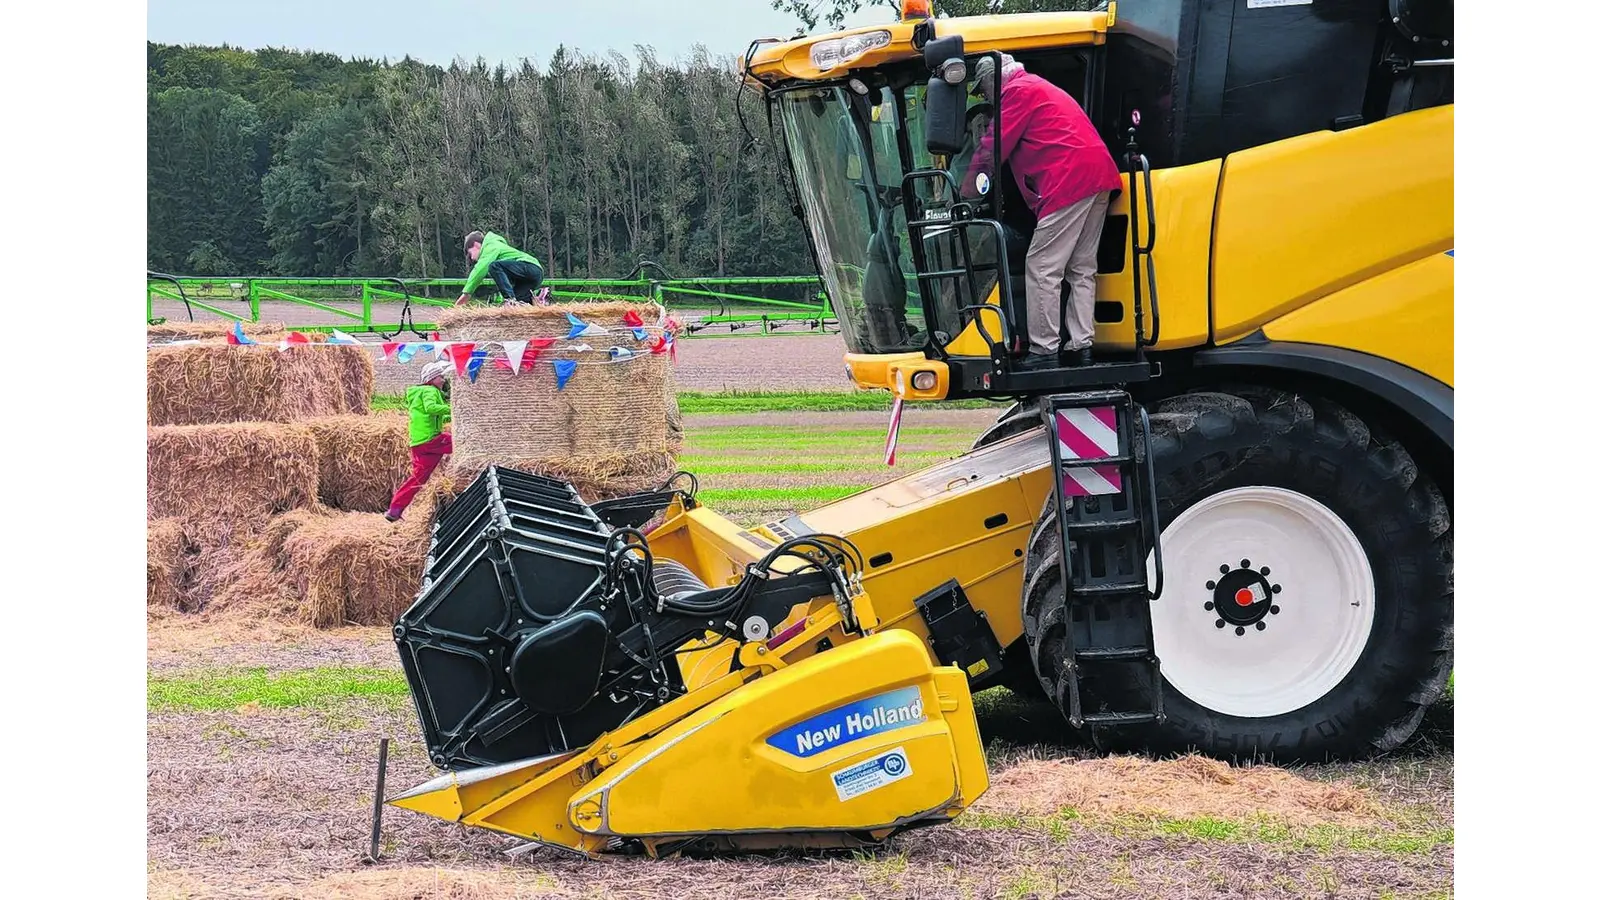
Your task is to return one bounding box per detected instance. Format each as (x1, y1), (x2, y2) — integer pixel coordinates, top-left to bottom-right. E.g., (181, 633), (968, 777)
(1041, 390), (1167, 728)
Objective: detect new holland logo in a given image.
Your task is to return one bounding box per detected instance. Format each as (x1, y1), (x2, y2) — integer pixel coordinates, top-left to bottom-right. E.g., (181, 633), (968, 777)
(766, 686), (927, 758)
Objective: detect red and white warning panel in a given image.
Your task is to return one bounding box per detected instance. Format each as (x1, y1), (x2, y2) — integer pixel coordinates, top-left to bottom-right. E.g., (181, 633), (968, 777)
(1054, 407), (1123, 497)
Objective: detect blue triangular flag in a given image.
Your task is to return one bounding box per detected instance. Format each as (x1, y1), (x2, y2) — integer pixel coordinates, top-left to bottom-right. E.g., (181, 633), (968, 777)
(553, 358), (578, 390)
(395, 343), (417, 363)
(609, 346), (635, 361)
(466, 348), (488, 383)
(231, 321), (257, 345)
(630, 326), (648, 342)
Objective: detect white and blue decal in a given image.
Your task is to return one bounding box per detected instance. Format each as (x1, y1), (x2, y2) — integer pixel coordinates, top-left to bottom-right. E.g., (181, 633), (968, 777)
(831, 746), (913, 801)
(767, 686), (926, 758)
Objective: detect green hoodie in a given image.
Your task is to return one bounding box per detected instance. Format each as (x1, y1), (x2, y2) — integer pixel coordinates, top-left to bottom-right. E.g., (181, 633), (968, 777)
(404, 383), (452, 446)
(462, 232), (542, 295)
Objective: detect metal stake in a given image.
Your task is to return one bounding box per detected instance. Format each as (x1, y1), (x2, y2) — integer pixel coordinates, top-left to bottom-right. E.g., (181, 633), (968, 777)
(366, 738), (389, 862)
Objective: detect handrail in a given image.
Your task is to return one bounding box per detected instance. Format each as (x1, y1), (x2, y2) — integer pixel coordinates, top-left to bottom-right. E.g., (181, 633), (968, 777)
(145, 274), (837, 337)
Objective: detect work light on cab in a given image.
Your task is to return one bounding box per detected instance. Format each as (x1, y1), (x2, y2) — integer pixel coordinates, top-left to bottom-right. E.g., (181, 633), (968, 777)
(900, 0), (931, 20)
(810, 30), (891, 71)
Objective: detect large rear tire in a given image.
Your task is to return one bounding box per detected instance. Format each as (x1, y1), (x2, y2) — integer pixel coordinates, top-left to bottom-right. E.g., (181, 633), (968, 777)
(1021, 387), (1452, 761)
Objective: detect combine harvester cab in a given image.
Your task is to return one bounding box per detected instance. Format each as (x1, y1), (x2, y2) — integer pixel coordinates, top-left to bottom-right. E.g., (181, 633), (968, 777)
(390, 467), (988, 857)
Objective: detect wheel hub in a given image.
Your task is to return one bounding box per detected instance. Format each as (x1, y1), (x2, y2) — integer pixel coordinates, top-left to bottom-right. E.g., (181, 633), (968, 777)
(1205, 560), (1282, 633)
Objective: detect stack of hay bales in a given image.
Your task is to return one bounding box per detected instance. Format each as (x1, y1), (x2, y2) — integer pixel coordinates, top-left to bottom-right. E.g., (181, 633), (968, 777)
(145, 328), (419, 625)
(435, 302), (678, 500)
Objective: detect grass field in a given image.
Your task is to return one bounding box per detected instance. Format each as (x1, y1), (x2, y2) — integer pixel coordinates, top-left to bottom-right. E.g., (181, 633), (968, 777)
(147, 401), (1453, 899)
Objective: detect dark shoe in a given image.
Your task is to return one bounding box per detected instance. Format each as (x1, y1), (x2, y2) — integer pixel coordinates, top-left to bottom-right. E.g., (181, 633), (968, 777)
(384, 513), (400, 523)
(1061, 347), (1093, 368)
(1017, 353), (1060, 370)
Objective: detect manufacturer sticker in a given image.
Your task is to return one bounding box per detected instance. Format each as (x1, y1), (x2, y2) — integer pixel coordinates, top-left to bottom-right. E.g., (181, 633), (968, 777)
(831, 746), (913, 801)
(976, 172), (990, 195)
(766, 686), (926, 758)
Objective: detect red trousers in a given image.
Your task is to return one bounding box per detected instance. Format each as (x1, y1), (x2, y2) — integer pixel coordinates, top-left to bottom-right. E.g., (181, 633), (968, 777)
(387, 432), (452, 518)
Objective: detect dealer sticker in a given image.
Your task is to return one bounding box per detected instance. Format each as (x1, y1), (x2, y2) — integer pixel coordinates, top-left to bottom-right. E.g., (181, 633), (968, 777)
(831, 746), (912, 802)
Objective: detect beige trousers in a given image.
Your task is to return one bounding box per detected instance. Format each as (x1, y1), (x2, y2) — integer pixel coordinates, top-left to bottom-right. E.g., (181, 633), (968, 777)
(1024, 191), (1112, 354)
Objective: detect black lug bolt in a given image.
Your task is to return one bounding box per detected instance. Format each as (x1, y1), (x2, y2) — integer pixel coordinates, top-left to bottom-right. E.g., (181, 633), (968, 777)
(1260, 566), (1271, 576)
(1219, 564), (1230, 574)
(1206, 580), (1216, 590)
(1271, 584), (1282, 594)
(1256, 621), (1267, 631)
(1215, 619), (1226, 628)
(1204, 601), (1215, 611)
(1270, 605), (1280, 615)
(1235, 626), (1245, 636)
(1241, 559), (1251, 568)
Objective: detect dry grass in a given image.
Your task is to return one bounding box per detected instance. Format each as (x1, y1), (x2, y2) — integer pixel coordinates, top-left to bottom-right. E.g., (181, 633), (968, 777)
(305, 413), (411, 513)
(978, 753), (1375, 828)
(147, 343), (374, 426)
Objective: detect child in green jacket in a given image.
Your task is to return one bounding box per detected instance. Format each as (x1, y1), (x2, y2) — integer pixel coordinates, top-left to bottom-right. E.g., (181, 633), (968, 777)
(385, 360), (454, 521)
(455, 230), (550, 306)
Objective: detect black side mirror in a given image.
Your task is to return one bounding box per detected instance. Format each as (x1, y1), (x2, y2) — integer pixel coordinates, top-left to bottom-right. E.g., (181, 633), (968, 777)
(921, 35), (966, 156)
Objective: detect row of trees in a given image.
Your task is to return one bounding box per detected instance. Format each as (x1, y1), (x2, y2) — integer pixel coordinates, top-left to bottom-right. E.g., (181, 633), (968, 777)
(147, 42), (810, 280)
(147, 2), (1093, 280)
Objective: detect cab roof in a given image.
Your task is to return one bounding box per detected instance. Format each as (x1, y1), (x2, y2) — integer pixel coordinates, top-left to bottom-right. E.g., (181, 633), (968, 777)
(742, 11), (1110, 87)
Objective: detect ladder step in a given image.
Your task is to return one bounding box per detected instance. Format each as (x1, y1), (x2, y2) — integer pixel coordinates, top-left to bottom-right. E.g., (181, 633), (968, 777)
(1062, 454), (1134, 467)
(1065, 517), (1142, 533)
(1081, 712), (1159, 726)
(1072, 582), (1150, 597)
(1075, 647), (1153, 662)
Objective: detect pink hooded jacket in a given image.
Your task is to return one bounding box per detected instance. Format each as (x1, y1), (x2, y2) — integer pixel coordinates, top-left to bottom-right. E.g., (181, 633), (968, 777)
(961, 59), (1123, 220)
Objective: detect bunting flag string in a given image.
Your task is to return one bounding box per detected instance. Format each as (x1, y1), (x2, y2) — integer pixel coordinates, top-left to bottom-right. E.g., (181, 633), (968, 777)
(380, 342), (400, 360)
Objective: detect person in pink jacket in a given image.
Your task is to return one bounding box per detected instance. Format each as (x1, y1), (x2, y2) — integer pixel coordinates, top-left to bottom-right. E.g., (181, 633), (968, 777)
(963, 53), (1124, 368)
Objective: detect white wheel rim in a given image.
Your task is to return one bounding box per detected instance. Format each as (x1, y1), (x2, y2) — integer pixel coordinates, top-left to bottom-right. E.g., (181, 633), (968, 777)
(1146, 486), (1376, 718)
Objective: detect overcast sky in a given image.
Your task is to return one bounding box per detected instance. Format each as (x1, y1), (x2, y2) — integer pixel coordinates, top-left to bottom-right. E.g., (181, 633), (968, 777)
(147, 0), (900, 66)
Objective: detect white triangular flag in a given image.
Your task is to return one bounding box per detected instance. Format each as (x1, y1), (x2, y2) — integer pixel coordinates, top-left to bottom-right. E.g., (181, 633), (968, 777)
(329, 329), (360, 345)
(568, 343), (593, 354)
(501, 340), (528, 376)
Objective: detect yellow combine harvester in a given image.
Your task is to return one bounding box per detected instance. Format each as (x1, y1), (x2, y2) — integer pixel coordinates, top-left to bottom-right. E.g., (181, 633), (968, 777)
(390, 0), (1453, 857)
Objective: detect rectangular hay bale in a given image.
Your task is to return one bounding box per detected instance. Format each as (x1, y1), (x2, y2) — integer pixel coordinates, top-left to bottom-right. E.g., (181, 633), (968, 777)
(303, 413), (410, 513)
(146, 518), (192, 610)
(147, 343), (374, 426)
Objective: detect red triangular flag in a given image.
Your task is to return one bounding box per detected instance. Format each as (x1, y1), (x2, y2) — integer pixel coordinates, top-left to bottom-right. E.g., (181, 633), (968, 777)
(649, 336), (668, 355)
(286, 331), (311, 345)
(381, 342), (400, 360)
(623, 310), (644, 327)
(429, 332), (441, 342)
(448, 341), (476, 377)
(523, 337), (557, 372)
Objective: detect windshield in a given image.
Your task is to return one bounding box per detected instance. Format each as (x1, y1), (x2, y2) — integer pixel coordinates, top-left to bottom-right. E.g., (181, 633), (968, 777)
(777, 75), (1002, 356)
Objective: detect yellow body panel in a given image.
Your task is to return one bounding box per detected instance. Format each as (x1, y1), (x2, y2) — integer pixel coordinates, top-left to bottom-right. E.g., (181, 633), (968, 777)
(744, 13), (1107, 84)
(1210, 106), (1454, 341)
(569, 630), (984, 838)
(1261, 251), (1454, 386)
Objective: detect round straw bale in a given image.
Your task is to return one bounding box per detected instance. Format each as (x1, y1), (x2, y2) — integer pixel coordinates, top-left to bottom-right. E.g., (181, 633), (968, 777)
(437, 302), (676, 498)
(147, 343), (373, 426)
(303, 413), (410, 513)
(147, 518), (193, 610)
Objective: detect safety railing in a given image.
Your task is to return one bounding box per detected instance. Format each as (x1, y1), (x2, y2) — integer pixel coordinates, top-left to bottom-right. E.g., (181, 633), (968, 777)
(145, 274), (838, 338)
